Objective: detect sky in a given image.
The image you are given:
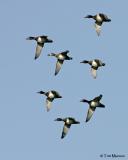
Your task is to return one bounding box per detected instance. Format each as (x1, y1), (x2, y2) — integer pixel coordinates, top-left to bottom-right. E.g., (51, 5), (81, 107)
(0, 0), (128, 159)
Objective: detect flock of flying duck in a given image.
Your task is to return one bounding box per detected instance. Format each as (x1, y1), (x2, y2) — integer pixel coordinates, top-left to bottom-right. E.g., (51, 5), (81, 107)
(26, 13), (111, 139)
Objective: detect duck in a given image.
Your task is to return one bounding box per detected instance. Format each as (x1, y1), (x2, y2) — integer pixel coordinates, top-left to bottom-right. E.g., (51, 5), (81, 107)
(48, 50), (72, 76)
(26, 35), (53, 60)
(80, 59), (105, 79)
(84, 13), (111, 36)
(37, 90), (62, 111)
(55, 117), (80, 139)
(80, 94), (105, 122)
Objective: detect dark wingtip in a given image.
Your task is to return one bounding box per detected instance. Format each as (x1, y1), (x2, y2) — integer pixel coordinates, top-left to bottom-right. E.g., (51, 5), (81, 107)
(37, 91), (45, 94)
(102, 63), (105, 66)
(80, 99), (84, 102)
(75, 121), (80, 124)
(55, 118), (63, 121)
(26, 37), (32, 40)
(84, 15), (89, 18)
(65, 50), (69, 53)
(37, 91), (41, 94)
(84, 15), (93, 18)
(80, 99), (86, 102)
(47, 39), (53, 43)
(26, 36), (35, 40)
(80, 60), (88, 64)
(80, 99), (89, 103)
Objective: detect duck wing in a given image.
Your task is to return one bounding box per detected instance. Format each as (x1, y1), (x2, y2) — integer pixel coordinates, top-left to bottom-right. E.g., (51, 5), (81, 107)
(93, 94), (103, 102)
(46, 98), (54, 112)
(86, 107), (96, 122)
(35, 42), (44, 60)
(61, 124), (71, 139)
(55, 60), (64, 76)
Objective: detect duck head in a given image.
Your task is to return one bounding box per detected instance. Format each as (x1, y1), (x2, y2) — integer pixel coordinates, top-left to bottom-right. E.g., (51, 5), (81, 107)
(46, 38), (53, 43)
(102, 63), (106, 66)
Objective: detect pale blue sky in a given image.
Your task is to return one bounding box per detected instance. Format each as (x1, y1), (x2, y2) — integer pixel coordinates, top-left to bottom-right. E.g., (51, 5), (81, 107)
(0, 0), (127, 159)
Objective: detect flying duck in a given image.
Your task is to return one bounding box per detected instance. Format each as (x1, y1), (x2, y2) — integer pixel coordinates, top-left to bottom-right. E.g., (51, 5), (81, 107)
(84, 13), (111, 36)
(26, 35), (53, 60)
(48, 50), (72, 75)
(37, 90), (62, 111)
(55, 117), (80, 139)
(80, 59), (105, 79)
(80, 94), (105, 122)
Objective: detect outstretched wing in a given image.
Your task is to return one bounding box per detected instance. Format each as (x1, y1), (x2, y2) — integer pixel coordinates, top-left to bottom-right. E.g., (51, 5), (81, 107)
(61, 124), (71, 139)
(98, 103), (105, 108)
(61, 50), (69, 56)
(86, 107), (96, 122)
(55, 60), (64, 76)
(51, 90), (61, 98)
(93, 94), (103, 102)
(46, 98), (54, 112)
(91, 67), (97, 79)
(35, 43), (44, 59)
